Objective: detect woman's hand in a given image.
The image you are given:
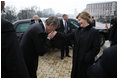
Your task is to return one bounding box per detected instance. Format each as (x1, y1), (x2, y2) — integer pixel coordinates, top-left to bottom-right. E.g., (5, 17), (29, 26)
(47, 31), (57, 39)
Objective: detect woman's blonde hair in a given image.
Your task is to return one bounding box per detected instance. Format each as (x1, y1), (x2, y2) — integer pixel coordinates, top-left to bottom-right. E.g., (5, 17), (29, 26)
(76, 11), (93, 24)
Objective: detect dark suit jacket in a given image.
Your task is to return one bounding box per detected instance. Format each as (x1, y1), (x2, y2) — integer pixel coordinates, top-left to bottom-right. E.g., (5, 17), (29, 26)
(30, 19), (42, 25)
(92, 19), (96, 27)
(20, 22), (48, 77)
(57, 19), (71, 33)
(1, 19), (29, 78)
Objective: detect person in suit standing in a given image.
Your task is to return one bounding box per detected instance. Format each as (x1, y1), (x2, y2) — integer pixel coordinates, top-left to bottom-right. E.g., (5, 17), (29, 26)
(20, 16), (60, 78)
(30, 15), (42, 25)
(1, 1), (29, 78)
(109, 16), (117, 46)
(57, 14), (71, 59)
(92, 16), (96, 27)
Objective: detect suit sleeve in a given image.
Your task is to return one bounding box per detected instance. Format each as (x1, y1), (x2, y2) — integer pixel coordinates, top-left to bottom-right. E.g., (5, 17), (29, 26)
(53, 31), (75, 42)
(51, 31), (75, 48)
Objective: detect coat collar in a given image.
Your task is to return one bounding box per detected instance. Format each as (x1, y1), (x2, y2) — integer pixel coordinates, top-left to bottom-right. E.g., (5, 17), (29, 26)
(78, 24), (92, 30)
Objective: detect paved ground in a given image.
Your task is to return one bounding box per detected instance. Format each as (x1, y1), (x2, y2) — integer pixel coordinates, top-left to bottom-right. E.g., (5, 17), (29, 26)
(37, 44), (107, 78)
(37, 49), (72, 78)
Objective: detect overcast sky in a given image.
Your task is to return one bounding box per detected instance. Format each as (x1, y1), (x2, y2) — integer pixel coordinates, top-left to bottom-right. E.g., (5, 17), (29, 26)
(5, 0), (117, 14)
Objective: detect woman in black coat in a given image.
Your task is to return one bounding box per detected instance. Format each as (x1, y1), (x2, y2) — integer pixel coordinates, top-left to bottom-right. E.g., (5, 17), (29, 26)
(43, 11), (100, 77)
(67, 11), (101, 78)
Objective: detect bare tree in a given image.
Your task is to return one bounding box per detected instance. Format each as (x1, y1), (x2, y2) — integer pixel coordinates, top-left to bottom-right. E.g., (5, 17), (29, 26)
(17, 7), (62, 20)
(2, 6), (17, 23)
(55, 13), (62, 17)
(42, 8), (55, 17)
(17, 8), (36, 20)
(37, 10), (43, 17)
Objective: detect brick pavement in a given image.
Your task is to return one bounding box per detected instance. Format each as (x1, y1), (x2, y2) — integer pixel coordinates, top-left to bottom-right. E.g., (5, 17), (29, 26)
(37, 49), (72, 78)
(37, 47), (104, 78)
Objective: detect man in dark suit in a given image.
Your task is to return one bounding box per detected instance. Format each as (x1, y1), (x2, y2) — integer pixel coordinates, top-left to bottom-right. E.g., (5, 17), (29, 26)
(92, 16), (96, 27)
(109, 16), (117, 46)
(30, 15), (42, 25)
(20, 16), (60, 77)
(57, 14), (71, 59)
(1, 1), (29, 78)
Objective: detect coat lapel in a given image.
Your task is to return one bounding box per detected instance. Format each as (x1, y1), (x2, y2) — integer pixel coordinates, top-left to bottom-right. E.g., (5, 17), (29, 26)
(40, 22), (45, 32)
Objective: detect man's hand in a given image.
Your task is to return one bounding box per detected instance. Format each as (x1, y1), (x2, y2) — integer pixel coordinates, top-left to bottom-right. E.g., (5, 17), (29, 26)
(47, 31), (57, 39)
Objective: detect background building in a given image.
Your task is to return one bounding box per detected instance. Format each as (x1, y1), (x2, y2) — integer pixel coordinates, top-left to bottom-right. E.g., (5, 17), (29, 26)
(84, 1), (117, 23)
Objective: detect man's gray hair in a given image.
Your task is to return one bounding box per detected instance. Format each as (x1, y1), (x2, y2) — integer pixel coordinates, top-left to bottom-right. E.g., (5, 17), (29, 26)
(45, 16), (60, 28)
(33, 15), (39, 18)
(62, 14), (68, 17)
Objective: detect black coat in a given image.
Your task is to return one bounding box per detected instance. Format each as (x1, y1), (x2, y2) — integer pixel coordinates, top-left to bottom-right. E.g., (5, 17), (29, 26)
(87, 45), (117, 78)
(65, 25), (100, 78)
(109, 18), (117, 45)
(1, 19), (29, 78)
(20, 22), (48, 77)
(92, 19), (96, 27)
(52, 19), (72, 49)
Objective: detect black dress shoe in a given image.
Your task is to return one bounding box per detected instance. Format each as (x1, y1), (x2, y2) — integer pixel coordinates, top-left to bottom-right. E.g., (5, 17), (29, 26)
(66, 55), (71, 57)
(61, 57), (64, 60)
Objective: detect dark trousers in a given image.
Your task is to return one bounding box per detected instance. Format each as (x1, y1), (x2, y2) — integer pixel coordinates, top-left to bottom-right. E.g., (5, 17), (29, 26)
(61, 45), (69, 58)
(25, 57), (38, 78)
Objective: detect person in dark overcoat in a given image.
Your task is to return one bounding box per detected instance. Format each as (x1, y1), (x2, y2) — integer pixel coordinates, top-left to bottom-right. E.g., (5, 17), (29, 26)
(20, 16), (60, 78)
(87, 45), (117, 78)
(109, 16), (117, 46)
(66, 11), (100, 78)
(1, 1), (29, 78)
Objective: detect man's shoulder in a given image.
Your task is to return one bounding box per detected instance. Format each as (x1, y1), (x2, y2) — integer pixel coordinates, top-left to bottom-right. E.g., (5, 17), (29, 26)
(28, 23), (44, 33)
(1, 19), (15, 32)
(38, 19), (42, 22)
(32, 22), (43, 28)
(60, 19), (63, 22)
(59, 19), (64, 25)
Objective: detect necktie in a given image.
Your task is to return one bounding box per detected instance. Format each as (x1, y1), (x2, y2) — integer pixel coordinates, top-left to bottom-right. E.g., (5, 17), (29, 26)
(64, 21), (67, 33)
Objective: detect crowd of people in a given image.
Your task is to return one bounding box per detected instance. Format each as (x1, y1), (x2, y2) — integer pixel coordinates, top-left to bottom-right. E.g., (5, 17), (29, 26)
(1, 1), (117, 78)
